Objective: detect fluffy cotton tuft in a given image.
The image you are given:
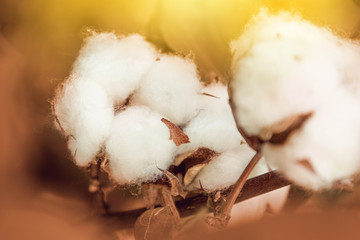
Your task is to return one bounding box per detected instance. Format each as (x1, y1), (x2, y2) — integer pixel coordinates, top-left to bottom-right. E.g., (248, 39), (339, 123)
(105, 106), (177, 184)
(189, 145), (268, 192)
(72, 32), (158, 104)
(54, 79), (114, 166)
(133, 55), (202, 125)
(230, 9), (360, 190)
(262, 90), (360, 189)
(230, 9), (346, 136)
(178, 83), (244, 154)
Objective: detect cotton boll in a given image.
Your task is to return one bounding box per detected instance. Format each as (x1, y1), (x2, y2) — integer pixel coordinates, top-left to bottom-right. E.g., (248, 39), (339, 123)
(230, 9), (344, 136)
(262, 90), (360, 190)
(106, 106), (177, 184)
(133, 54), (202, 125)
(72, 32), (158, 104)
(54, 79), (114, 166)
(178, 83), (244, 154)
(230, 10), (360, 190)
(189, 145), (268, 192)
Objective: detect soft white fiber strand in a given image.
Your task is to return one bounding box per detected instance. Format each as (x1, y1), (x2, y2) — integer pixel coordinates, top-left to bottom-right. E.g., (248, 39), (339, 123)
(189, 145), (268, 192)
(72, 32), (158, 104)
(178, 83), (244, 154)
(133, 54), (202, 126)
(105, 106), (177, 184)
(54, 79), (114, 166)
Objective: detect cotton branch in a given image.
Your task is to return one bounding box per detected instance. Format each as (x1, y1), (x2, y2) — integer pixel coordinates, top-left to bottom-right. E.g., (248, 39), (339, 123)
(88, 153), (109, 214)
(102, 171), (291, 230)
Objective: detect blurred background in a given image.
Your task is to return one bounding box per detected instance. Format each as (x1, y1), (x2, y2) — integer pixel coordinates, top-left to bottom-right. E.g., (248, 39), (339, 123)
(2, 0), (360, 239)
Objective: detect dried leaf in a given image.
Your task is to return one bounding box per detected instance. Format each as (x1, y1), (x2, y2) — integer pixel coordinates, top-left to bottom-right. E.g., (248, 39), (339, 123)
(158, 168), (187, 198)
(259, 112), (313, 144)
(161, 118), (190, 146)
(297, 159), (316, 174)
(160, 187), (182, 230)
(141, 181), (182, 231)
(134, 206), (178, 240)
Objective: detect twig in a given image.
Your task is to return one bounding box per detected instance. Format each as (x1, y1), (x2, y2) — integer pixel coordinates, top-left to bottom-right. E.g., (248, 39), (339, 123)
(89, 154), (109, 214)
(206, 152), (263, 228)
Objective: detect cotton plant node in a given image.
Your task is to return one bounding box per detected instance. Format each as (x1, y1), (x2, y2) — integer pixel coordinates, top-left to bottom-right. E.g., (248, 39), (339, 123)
(206, 152), (263, 228)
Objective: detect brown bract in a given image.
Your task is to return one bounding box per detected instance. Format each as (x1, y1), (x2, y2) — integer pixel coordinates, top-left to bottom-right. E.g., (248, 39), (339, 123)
(158, 168), (188, 199)
(171, 147), (218, 186)
(260, 112), (313, 144)
(161, 118), (190, 146)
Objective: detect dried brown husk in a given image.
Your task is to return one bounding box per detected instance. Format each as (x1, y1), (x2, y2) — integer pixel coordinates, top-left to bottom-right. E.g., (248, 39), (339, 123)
(170, 147), (218, 186)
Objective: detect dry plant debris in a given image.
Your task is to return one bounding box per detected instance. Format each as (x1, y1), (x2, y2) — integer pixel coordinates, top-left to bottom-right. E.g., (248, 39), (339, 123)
(161, 118), (190, 146)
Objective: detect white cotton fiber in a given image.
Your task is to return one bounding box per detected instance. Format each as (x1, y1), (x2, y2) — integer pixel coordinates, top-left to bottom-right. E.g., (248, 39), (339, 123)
(105, 106), (177, 184)
(230, 9), (345, 136)
(177, 83), (244, 154)
(72, 32), (158, 104)
(54, 78), (114, 166)
(262, 90), (360, 190)
(189, 145), (268, 192)
(133, 54), (202, 125)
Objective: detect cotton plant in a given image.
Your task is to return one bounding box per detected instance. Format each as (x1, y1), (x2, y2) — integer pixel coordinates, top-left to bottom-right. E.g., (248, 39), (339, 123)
(230, 9), (360, 190)
(52, 31), (266, 205)
(53, 33), (158, 167)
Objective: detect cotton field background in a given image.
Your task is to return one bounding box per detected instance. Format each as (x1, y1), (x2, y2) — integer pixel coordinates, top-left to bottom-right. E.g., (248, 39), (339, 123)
(2, 0), (360, 239)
